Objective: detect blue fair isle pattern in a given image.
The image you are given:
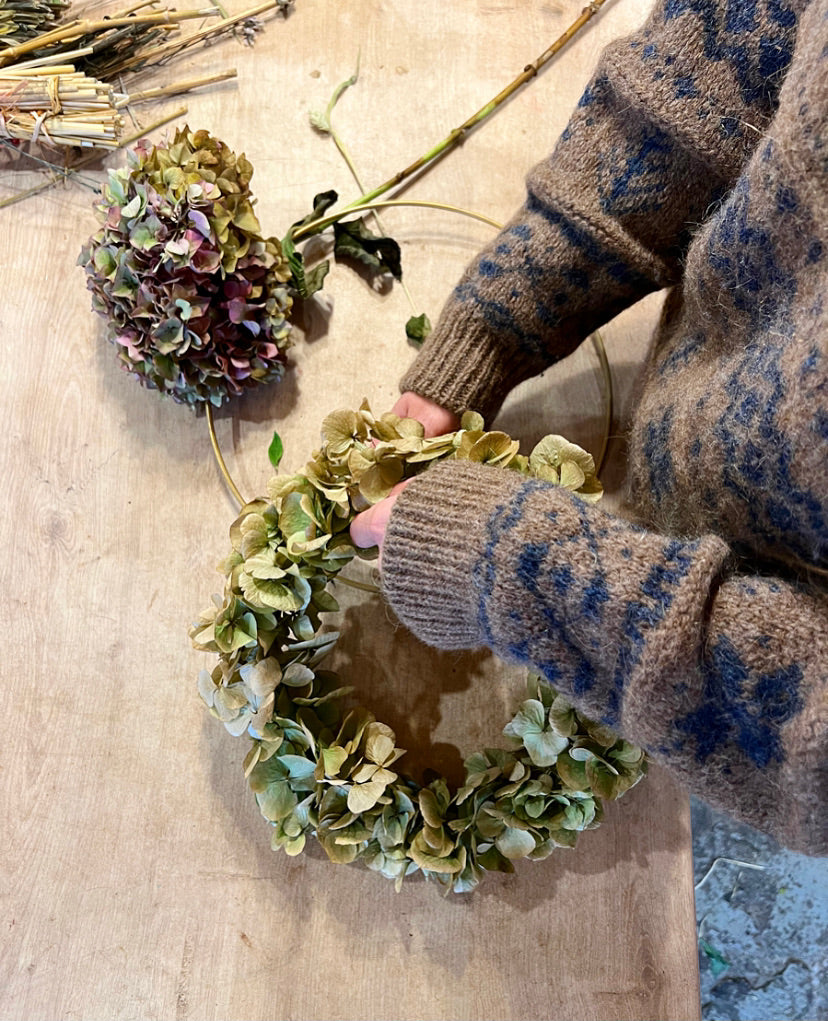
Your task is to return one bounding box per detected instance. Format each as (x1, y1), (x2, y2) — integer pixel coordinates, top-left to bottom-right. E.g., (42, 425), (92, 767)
(450, 196), (656, 361)
(604, 540), (701, 725)
(596, 125), (675, 219)
(714, 340), (827, 563)
(705, 156), (798, 330)
(472, 483), (600, 695)
(675, 632), (804, 769)
(663, 0), (798, 107)
(472, 486), (706, 727)
(641, 406), (676, 508)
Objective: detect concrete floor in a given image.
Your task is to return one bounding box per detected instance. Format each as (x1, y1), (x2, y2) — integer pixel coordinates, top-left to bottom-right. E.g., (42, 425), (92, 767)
(691, 798), (828, 1021)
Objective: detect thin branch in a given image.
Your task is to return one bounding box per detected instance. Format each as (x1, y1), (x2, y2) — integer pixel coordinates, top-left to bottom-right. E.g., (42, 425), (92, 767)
(122, 68), (236, 103)
(0, 8), (219, 66)
(134, 0), (283, 64)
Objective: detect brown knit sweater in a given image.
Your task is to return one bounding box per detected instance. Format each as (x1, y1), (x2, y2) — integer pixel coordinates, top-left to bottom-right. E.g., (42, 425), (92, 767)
(382, 0), (828, 855)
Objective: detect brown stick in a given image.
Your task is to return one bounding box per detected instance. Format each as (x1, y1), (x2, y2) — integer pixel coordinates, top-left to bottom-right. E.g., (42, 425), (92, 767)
(124, 68), (236, 102)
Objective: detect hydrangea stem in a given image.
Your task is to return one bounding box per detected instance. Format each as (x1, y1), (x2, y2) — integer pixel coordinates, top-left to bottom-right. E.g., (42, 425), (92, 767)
(293, 0), (612, 239)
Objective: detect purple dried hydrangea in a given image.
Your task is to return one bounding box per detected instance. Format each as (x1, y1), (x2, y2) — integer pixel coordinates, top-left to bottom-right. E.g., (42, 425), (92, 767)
(79, 127), (294, 407)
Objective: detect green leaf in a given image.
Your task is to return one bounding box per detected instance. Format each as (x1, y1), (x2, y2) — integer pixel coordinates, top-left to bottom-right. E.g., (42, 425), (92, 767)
(256, 778), (297, 822)
(556, 753), (589, 792)
(280, 754), (317, 781)
(405, 312), (432, 348)
(290, 190), (339, 234)
(409, 833), (466, 875)
(503, 699), (546, 740)
(281, 191), (339, 299)
(460, 411), (485, 432)
(268, 431), (284, 468)
(319, 745), (348, 777)
(347, 780), (387, 814)
(359, 458), (404, 504)
(495, 825), (536, 860)
(699, 939), (730, 978)
(281, 231), (330, 300)
(333, 218), (402, 280)
(282, 663), (315, 688)
(523, 729), (570, 768)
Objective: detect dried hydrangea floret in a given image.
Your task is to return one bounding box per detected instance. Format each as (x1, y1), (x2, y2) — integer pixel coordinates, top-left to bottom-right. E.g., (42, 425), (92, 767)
(191, 403), (644, 893)
(79, 127), (293, 407)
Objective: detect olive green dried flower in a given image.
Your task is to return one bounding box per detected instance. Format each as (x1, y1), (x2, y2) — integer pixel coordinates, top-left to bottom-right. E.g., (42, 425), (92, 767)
(191, 403), (641, 893)
(79, 126), (293, 407)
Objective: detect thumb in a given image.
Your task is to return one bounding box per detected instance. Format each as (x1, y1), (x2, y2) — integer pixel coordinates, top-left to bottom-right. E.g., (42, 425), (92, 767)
(349, 479), (413, 555)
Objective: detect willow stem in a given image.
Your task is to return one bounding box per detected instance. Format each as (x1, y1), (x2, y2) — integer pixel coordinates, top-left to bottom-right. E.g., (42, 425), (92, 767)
(295, 0), (611, 237)
(205, 403), (245, 508)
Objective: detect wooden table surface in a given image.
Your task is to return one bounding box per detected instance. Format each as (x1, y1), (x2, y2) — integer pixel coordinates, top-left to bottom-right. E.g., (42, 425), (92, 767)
(0, 1), (702, 1018)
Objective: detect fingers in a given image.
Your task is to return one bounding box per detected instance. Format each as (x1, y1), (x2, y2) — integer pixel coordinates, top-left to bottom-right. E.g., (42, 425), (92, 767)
(392, 392), (461, 437)
(350, 496), (396, 551)
(350, 480), (414, 564)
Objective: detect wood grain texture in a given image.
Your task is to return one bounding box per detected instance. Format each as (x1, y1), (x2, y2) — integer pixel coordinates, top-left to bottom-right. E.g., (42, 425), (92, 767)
(0, 1), (701, 1018)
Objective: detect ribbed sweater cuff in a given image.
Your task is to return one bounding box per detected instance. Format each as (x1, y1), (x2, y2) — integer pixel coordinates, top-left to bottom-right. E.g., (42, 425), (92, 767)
(381, 461), (522, 648)
(399, 312), (542, 424)
(381, 459), (732, 729)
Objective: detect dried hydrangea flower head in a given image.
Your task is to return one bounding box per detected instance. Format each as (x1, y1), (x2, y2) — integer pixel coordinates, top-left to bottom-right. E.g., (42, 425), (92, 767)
(79, 127), (293, 407)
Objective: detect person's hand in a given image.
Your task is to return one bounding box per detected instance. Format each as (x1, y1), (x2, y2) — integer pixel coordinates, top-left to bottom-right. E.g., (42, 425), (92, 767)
(350, 480), (413, 566)
(392, 392), (460, 437)
(350, 395), (459, 564)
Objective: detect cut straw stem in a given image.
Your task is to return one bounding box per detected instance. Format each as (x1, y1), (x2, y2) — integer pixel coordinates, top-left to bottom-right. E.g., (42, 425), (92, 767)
(0, 104), (187, 209)
(123, 68), (236, 103)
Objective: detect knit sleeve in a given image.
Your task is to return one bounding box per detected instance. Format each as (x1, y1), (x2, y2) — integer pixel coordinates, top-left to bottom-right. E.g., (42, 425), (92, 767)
(401, 0), (805, 421)
(380, 461), (828, 855)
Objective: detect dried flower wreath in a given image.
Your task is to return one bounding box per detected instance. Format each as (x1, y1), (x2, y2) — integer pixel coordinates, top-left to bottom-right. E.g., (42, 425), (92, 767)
(190, 404), (646, 893)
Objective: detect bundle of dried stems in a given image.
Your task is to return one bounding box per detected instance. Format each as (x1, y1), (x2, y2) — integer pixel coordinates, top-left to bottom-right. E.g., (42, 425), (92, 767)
(0, 0), (286, 154)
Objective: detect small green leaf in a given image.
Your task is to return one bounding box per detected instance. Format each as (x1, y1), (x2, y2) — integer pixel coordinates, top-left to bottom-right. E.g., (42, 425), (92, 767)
(282, 663), (315, 687)
(523, 729), (570, 767)
(699, 939), (730, 978)
(268, 431), (284, 468)
(347, 780), (386, 814)
(405, 313), (432, 348)
(280, 754), (317, 781)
